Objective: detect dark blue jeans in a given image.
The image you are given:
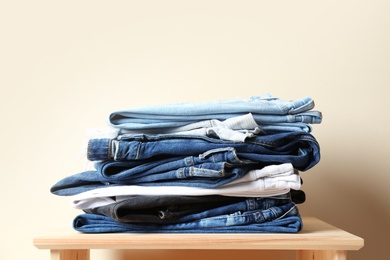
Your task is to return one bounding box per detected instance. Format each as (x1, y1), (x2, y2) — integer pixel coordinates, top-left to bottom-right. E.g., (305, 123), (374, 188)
(83, 193), (292, 224)
(74, 201), (301, 233)
(50, 148), (285, 196)
(94, 147), (257, 182)
(88, 131), (320, 171)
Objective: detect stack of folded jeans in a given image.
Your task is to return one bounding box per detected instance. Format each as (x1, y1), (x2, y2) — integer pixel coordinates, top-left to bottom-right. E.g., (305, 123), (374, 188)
(50, 94), (321, 233)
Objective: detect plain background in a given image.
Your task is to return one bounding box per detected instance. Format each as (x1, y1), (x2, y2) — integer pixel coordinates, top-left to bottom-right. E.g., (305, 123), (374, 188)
(1, 1), (389, 259)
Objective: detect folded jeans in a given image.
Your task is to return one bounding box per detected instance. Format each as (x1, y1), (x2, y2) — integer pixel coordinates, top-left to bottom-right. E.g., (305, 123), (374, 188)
(74, 201), (301, 233)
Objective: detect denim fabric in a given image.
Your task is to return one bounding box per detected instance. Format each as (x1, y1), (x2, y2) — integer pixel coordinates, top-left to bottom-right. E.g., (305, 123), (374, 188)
(73, 201), (301, 233)
(83, 193), (292, 224)
(96, 147), (257, 184)
(108, 94), (321, 132)
(87, 131), (320, 172)
(52, 166), (299, 198)
(118, 113), (263, 141)
(118, 121), (313, 136)
(260, 122), (313, 133)
(50, 152), (295, 195)
(84, 195), (247, 223)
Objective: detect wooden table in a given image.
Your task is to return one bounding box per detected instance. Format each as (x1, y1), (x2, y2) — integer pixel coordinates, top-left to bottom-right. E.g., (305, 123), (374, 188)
(33, 217), (364, 260)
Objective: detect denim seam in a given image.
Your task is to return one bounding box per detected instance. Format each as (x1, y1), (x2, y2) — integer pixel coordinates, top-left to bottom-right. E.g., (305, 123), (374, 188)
(246, 134), (317, 148)
(269, 207), (277, 219)
(135, 141), (142, 160)
(254, 211), (265, 223)
(276, 204), (297, 220)
(107, 139), (111, 160)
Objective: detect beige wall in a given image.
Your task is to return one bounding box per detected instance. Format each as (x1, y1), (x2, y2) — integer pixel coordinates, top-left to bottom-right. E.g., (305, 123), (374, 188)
(1, 1), (389, 259)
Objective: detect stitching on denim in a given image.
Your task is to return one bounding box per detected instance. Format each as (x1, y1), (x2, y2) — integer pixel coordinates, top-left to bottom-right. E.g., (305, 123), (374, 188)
(276, 204), (298, 220)
(135, 141), (142, 160)
(107, 139), (111, 160)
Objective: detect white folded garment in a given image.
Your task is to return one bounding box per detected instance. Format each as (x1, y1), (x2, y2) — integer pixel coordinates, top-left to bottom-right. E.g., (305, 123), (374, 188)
(226, 163), (296, 186)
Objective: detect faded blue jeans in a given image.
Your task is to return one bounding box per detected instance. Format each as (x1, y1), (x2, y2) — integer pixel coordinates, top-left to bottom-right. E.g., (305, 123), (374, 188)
(108, 94), (321, 134)
(74, 201), (301, 233)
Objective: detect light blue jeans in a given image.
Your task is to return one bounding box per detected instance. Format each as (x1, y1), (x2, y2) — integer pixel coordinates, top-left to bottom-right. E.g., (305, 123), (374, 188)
(108, 94), (322, 133)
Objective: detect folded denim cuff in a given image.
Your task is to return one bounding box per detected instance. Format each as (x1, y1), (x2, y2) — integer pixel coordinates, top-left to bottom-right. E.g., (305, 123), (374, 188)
(88, 138), (111, 161)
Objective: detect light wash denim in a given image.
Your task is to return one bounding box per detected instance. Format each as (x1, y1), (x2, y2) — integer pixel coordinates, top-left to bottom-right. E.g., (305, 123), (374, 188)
(87, 131), (320, 171)
(73, 201), (301, 233)
(118, 113), (264, 141)
(108, 95), (321, 134)
(260, 122), (313, 133)
(83, 193), (292, 224)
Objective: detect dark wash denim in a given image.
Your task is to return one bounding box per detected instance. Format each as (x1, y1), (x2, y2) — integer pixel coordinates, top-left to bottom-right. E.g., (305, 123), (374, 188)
(95, 147), (258, 185)
(87, 131), (320, 171)
(84, 195), (246, 223)
(74, 202), (301, 233)
(83, 193), (292, 224)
